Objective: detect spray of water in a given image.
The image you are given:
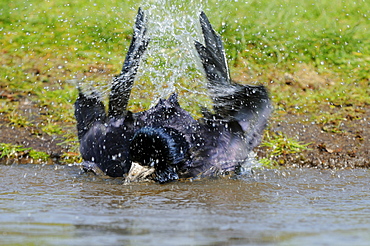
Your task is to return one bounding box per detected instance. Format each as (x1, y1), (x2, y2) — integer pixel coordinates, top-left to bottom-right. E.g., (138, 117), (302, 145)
(77, 0), (215, 116)
(128, 0), (213, 115)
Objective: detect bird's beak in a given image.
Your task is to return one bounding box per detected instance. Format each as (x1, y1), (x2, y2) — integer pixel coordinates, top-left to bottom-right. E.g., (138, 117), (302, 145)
(125, 161), (155, 183)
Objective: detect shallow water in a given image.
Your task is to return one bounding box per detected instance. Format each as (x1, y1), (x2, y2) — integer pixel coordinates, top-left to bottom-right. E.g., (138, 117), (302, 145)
(1, 164), (369, 245)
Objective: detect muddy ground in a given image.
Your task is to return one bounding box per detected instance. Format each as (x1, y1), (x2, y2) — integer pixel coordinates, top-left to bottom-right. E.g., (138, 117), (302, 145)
(260, 106), (370, 169)
(0, 96), (369, 169)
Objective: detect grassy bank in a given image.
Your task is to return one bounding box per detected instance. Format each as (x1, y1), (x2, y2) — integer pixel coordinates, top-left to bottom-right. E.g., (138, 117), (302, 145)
(1, 0), (369, 165)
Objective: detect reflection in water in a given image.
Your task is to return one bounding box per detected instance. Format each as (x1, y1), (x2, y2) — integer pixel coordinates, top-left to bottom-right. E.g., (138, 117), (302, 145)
(0, 164), (370, 245)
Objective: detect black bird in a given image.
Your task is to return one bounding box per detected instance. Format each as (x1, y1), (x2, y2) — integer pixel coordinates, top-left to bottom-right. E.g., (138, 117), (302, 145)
(74, 8), (272, 183)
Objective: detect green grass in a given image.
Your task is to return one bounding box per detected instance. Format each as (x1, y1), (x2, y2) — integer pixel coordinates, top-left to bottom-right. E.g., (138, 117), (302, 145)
(0, 143), (29, 159)
(260, 131), (311, 167)
(0, 0), (369, 164)
(0, 142), (50, 163)
(28, 149), (50, 162)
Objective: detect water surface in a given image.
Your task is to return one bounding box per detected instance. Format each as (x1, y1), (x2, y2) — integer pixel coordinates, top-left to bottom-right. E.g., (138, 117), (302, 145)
(1, 164), (369, 245)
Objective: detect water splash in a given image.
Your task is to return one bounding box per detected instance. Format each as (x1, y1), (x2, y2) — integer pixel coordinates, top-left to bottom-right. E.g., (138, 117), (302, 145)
(128, 0), (213, 115)
(76, 1), (214, 116)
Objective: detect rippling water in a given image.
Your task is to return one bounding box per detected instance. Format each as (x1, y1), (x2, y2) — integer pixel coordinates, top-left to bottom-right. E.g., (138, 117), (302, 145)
(1, 164), (369, 245)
